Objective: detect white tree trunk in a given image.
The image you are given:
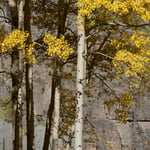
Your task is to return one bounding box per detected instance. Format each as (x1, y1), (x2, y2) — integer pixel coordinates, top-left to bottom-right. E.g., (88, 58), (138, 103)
(18, 1), (25, 149)
(18, 0), (24, 30)
(75, 14), (86, 150)
(52, 86), (60, 150)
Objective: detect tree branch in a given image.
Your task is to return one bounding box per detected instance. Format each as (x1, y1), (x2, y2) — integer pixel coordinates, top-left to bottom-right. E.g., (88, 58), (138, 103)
(95, 52), (114, 60)
(91, 71), (113, 91)
(101, 22), (150, 28)
(87, 32), (111, 79)
(0, 70), (11, 75)
(0, 16), (12, 22)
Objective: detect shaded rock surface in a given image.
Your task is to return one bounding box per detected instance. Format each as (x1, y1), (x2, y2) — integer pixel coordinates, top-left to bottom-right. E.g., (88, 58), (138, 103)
(0, 58), (150, 150)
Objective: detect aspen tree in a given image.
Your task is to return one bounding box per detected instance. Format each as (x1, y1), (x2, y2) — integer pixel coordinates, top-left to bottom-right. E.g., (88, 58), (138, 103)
(75, 0), (150, 148)
(24, 0), (35, 149)
(52, 1), (65, 149)
(42, 1), (71, 149)
(7, 0), (23, 149)
(43, 33), (73, 150)
(0, 29), (31, 150)
(75, 13), (86, 150)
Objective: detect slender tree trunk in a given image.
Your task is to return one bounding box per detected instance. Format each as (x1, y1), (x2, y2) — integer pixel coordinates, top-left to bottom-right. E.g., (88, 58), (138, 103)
(24, 0), (35, 149)
(43, 1), (69, 149)
(75, 14), (86, 150)
(43, 70), (56, 150)
(8, 0), (18, 28)
(11, 50), (20, 150)
(58, 0), (65, 35)
(25, 64), (34, 150)
(50, 1), (69, 149)
(52, 84), (60, 150)
(8, 0), (23, 149)
(18, 0), (25, 149)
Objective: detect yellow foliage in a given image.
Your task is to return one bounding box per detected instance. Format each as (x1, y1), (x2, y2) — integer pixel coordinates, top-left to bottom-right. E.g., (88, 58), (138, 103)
(113, 50), (150, 77)
(77, 0), (150, 21)
(105, 92), (133, 123)
(129, 82), (140, 88)
(105, 141), (114, 149)
(0, 29), (29, 52)
(0, 29), (36, 64)
(111, 31), (150, 77)
(130, 32), (150, 49)
(24, 42), (36, 64)
(43, 34), (73, 61)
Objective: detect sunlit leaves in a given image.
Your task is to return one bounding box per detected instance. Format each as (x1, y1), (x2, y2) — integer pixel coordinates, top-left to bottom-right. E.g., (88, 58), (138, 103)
(77, 0), (110, 18)
(105, 92), (133, 124)
(113, 50), (149, 77)
(112, 31), (150, 77)
(0, 29), (36, 64)
(77, 0), (150, 21)
(43, 34), (73, 61)
(0, 29), (29, 52)
(24, 42), (36, 64)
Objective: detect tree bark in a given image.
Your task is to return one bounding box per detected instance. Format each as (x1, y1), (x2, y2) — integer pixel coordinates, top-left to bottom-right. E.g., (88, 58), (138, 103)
(8, 0), (18, 28)
(24, 0), (35, 149)
(11, 50), (20, 150)
(75, 14), (86, 150)
(25, 63), (34, 150)
(52, 81), (60, 150)
(49, 1), (69, 149)
(43, 70), (56, 150)
(8, 0), (23, 149)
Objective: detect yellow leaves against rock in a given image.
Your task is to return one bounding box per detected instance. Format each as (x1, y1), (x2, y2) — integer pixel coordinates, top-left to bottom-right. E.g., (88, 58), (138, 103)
(43, 34), (73, 61)
(24, 42), (36, 64)
(0, 29), (36, 64)
(114, 50), (149, 77)
(77, 0), (150, 21)
(0, 29), (29, 52)
(112, 31), (150, 77)
(130, 32), (150, 49)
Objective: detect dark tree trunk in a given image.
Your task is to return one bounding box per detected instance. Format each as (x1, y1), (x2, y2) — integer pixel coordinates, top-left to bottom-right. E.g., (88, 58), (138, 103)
(43, 72), (56, 150)
(25, 63), (34, 150)
(11, 50), (21, 150)
(24, 0), (35, 149)
(43, 1), (69, 149)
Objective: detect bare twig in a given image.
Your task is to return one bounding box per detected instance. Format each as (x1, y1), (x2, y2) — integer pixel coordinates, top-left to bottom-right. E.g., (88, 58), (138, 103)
(101, 22), (150, 28)
(95, 52), (114, 60)
(0, 70), (11, 74)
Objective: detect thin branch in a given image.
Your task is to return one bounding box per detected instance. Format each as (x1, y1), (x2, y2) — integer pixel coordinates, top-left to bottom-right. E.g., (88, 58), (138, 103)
(87, 32), (111, 79)
(97, 31), (111, 52)
(91, 71), (113, 91)
(95, 52), (114, 60)
(84, 117), (102, 150)
(0, 16), (12, 22)
(101, 22), (150, 28)
(0, 6), (12, 24)
(0, 71), (6, 73)
(0, 70), (11, 74)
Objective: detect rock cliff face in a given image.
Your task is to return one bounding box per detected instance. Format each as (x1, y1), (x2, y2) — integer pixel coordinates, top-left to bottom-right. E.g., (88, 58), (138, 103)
(84, 91), (150, 150)
(0, 60), (150, 150)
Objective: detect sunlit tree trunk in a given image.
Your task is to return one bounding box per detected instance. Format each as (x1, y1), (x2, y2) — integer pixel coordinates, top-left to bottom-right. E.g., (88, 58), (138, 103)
(43, 1), (68, 149)
(8, 0), (23, 149)
(75, 14), (86, 150)
(18, 0), (25, 149)
(51, 0), (67, 149)
(24, 0), (35, 149)
(52, 85), (60, 150)
(43, 69), (56, 150)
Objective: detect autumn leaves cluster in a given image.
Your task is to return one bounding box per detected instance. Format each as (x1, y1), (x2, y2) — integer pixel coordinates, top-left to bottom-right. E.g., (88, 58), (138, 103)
(0, 30), (73, 63)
